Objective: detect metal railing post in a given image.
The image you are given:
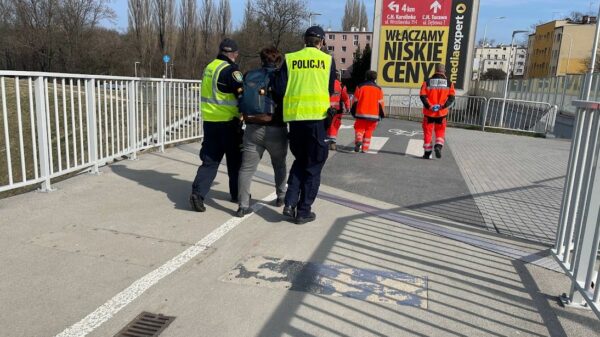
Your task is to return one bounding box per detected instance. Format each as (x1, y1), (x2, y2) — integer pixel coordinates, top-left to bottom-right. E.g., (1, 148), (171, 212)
(159, 79), (165, 152)
(481, 99), (490, 131)
(127, 80), (138, 160)
(33, 76), (53, 192)
(408, 90), (413, 121)
(85, 78), (99, 174)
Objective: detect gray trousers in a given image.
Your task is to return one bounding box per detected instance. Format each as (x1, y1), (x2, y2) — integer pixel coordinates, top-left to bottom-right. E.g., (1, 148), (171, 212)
(238, 124), (288, 208)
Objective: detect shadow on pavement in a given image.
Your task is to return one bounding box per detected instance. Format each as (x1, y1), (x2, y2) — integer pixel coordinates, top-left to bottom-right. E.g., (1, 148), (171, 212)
(252, 206), (600, 337)
(110, 164), (235, 215)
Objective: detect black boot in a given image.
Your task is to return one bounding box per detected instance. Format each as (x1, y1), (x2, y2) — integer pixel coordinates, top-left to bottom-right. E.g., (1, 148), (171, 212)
(189, 194), (206, 212)
(354, 142), (362, 153)
(422, 151), (432, 159)
(434, 144), (443, 158)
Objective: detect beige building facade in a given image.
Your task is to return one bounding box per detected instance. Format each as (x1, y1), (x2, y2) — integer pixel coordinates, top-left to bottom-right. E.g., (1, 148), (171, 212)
(526, 17), (597, 78)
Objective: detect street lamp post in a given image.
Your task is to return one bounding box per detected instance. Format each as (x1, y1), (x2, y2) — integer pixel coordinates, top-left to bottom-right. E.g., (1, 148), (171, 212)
(309, 12), (321, 27)
(500, 30), (529, 127)
(134, 61), (141, 77)
(479, 16), (506, 79)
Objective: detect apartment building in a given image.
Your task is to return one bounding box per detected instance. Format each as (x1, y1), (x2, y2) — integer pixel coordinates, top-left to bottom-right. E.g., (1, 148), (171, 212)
(472, 45), (527, 80)
(526, 17), (597, 78)
(325, 27), (373, 77)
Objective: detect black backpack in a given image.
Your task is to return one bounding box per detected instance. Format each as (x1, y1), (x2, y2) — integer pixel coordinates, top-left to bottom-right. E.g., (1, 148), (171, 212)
(238, 68), (276, 124)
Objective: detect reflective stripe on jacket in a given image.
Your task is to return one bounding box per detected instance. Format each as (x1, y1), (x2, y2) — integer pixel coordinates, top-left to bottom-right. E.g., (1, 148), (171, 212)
(201, 59), (240, 122)
(354, 81), (384, 121)
(419, 73), (456, 118)
(330, 80), (350, 111)
(283, 48), (332, 122)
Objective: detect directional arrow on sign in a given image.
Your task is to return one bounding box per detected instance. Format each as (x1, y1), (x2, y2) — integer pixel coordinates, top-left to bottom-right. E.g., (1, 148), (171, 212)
(388, 0), (400, 13)
(430, 0), (442, 14)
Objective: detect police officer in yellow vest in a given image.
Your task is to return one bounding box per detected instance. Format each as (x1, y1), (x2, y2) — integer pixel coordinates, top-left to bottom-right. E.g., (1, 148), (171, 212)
(274, 26), (336, 224)
(190, 38), (244, 212)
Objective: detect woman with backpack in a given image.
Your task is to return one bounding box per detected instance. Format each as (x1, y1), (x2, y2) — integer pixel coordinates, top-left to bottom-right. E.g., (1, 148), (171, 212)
(235, 47), (288, 217)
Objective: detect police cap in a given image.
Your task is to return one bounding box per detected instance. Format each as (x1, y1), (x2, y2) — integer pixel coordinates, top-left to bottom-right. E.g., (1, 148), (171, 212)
(219, 38), (239, 53)
(304, 26), (326, 40)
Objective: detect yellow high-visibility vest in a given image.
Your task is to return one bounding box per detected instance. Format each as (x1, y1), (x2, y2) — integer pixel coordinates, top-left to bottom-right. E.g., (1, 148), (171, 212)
(283, 48), (332, 122)
(200, 59), (239, 122)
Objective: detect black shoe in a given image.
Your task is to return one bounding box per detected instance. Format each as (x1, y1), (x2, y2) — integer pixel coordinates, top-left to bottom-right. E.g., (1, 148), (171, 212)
(422, 151), (432, 159)
(189, 194), (206, 212)
(283, 205), (296, 218)
(295, 212), (316, 225)
(235, 207), (252, 218)
(230, 197), (239, 203)
(275, 197), (285, 207)
(434, 144), (443, 158)
(354, 142), (362, 152)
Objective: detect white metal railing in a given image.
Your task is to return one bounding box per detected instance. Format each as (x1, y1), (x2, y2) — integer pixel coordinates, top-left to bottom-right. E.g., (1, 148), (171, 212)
(482, 98), (557, 134)
(0, 71), (202, 193)
(385, 94), (557, 134)
(553, 100), (600, 319)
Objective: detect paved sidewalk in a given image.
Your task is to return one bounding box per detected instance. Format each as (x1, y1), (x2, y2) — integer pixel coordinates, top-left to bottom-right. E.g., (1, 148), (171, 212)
(1, 122), (598, 337)
(447, 129), (570, 245)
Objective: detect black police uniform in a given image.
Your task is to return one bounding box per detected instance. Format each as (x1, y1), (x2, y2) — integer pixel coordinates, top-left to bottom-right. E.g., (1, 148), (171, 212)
(274, 27), (337, 223)
(191, 44), (244, 210)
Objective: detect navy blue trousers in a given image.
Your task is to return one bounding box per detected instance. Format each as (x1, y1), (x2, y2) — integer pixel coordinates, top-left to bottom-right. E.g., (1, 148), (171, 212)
(284, 120), (329, 217)
(192, 120), (243, 199)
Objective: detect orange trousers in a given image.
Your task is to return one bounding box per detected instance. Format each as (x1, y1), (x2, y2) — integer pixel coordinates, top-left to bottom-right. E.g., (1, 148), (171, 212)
(354, 119), (378, 152)
(422, 116), (446, 151)
(326, 113), (343, 141)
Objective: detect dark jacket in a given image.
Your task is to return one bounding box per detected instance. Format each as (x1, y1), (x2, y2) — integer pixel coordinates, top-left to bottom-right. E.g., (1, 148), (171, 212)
(215, 54), (243, 94)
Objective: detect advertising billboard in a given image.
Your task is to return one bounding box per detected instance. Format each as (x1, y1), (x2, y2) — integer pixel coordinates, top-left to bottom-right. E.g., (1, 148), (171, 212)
(376, 0), (476, 90)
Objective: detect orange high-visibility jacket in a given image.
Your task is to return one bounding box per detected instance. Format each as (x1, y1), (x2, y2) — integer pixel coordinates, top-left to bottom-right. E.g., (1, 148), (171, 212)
(330, 80), (351, 112)
(419, 73), (456, 118)
(353, 81), (384, 121)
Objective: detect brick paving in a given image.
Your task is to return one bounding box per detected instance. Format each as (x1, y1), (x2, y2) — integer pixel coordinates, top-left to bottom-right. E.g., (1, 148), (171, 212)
(448, 129), (571, 245)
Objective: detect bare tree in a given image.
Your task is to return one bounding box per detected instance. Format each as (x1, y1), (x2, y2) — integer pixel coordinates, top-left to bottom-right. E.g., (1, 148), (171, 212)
(58, 0), (115, 71)
(342, 0), (368, 31)
(358, 1), (368, 30)
(252, 0), (307, 50)
(128, 0), (154, 76)
(215, 0), (231, 40)
(12, 0), (61, 71)
(177, 0), (199, 78)
(198, 0), (215, 66)
(153, 0), (176, 58)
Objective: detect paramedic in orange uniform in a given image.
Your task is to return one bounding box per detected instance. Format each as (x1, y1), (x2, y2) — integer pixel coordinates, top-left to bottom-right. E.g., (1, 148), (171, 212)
(419, 63), (455, 159)
(326, 76), (351, 151)
(351, 70), (385, 153)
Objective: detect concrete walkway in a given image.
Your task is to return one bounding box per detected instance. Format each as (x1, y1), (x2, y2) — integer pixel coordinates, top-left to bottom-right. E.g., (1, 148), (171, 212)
(0, 122), (598, 337)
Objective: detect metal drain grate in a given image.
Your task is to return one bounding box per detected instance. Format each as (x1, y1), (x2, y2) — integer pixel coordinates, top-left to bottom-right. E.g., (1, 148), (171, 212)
(114, 312), (176, 337)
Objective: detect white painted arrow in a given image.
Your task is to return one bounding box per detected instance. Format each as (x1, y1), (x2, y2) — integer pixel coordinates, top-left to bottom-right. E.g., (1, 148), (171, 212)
(430, 0), (442, 14)
(388, 0), (400, 13)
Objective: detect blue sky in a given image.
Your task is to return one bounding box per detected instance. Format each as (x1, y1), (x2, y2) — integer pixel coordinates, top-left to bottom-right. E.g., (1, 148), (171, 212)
(108, 0), (598, 44)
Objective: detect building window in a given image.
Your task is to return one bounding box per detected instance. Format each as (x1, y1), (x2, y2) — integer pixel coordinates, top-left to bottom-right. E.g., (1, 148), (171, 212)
(502, 55), (506, 60)
(342, 46), (347, 52)
(329, 34), (335, 40)
(327, 46), (334, 51)
(353, 40), (359, 46)
(354, 35), (359, 41)
(366, 35), (371, 41)
(494, 61), (497, 65)
(518, 62), (524, 66)
(341, 58), (346, 64)
(342, 35), (347, 41)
